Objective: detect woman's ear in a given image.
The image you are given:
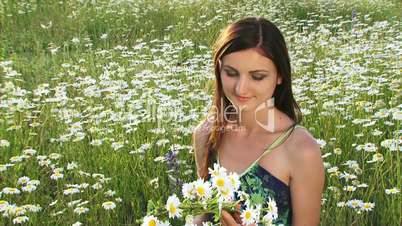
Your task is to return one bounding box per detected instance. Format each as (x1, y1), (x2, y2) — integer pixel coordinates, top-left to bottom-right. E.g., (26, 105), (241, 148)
(277, 75), (283, 85)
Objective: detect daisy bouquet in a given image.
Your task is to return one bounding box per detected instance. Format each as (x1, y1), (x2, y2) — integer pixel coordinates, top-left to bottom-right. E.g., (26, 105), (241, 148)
(139, 163), (279, 226)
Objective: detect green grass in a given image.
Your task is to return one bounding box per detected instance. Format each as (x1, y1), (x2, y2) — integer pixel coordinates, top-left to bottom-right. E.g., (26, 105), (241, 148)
(0, 0), (401, 225)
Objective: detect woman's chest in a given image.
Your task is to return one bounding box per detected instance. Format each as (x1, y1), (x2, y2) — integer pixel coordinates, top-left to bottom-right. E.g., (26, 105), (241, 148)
(217, 135), (291, 186)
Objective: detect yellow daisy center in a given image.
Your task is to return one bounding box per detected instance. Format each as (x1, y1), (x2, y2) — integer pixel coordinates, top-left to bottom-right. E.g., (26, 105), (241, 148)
(216, 178), (225, 187)
(148, 219), (156, 226)
(169, 203), (176, 214)
(197, 186), (205, 196)
(245, 211), (251, 219)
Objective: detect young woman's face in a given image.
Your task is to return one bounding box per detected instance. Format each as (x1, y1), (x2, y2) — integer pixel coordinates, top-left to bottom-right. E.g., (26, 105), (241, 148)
(220, 48), (282, 112)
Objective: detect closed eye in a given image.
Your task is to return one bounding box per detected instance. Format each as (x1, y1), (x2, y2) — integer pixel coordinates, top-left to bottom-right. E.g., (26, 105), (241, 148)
(224, 69), (266, 81)
(224, 69), (237, 77)
(252, 74), (265, 81)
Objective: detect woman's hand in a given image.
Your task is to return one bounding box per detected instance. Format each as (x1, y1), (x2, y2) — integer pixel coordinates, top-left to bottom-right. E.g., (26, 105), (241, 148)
(220, 204), (246, 226)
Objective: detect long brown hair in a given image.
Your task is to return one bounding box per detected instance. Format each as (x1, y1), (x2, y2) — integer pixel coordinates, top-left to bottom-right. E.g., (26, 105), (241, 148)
(198, 17), (302, 180)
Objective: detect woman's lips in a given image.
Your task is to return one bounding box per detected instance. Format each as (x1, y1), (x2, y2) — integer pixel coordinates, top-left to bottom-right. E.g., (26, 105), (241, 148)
(236, 95), (251, 102)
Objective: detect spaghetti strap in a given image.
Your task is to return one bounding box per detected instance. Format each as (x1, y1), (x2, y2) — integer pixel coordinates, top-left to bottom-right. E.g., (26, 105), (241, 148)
(256, 123), (297, 161)
(217, 123), (298, 177)
(214, 124), (298, 226)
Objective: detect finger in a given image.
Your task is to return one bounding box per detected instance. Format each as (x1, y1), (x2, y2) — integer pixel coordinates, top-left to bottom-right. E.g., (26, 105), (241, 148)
(221, 210), (238, 226)
(234, 204), (242, 224)
(233, 212), (242, 224)
(220, 218), (226, 226)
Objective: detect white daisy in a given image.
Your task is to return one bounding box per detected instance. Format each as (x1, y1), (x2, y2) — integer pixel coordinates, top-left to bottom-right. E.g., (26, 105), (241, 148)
(21, 204), (41, 213)
(385, 187), (400, 195)
(73, 207), (89, 215)
(343, 185), (356, 192)
(0, 164), (8, 172)
(392, 110), (402, 120)
(0, 200), (9, 212)
(337, 201), (346, 207)
(366, 153), (384, 163)
(36, 155), (47, 161)
(92, 183), (102, 190)
(141, 215), (159, 226)
(49, 200), (58, 206)
(49, 153), (61, 160)
(333, 148), (342, 155)
(266, 197), (278, 219)
(11, 206), (26, 216)
(38, 159), (51, 167)
(104, 190), (116, 197)
(50, 171), (63, 180)
(208, 163), (227, 178)
(346, 199), (363, 209)
(67, 162), (79, 170)
(77, 201), (90, 207)
(240, 205), (258, 225)
(21, 184), (37, 193)
(22, 148), (36, 155)
(67, 199), (82, 207)
(217, 186), (234, 202)
(90, 139), (103, 146)
(2, 187), (21, 195)
(0, 139), (10, 148)
(227, 172), (241, 191)
(17, 176), (30, 185)
(261, 213), (274, 226)
(212, 174), (229, 191)
(360, 202), (375, 211)
(182, 182), (196, 200)
(27, 180), (40, 186)
(12, 215), (29, 224)
(72, 221), (82, 226)
(194, 179), (212, 200)
(2, 204), (15, 217)
(10, 156), (24, 163)
(165, 194), (182, 219)
(102, 201), (116, 210)
(63, 188), (80, 195)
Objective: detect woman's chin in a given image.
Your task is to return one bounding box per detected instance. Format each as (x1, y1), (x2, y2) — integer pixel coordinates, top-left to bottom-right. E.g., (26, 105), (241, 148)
(234, 103), (253, 112)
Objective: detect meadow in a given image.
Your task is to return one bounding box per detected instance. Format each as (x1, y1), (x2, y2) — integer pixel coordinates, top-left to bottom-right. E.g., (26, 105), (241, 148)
(0, 0), (401, 225)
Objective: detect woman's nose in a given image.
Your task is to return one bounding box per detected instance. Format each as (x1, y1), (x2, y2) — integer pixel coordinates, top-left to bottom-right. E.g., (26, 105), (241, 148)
(235, 75), (248, 95)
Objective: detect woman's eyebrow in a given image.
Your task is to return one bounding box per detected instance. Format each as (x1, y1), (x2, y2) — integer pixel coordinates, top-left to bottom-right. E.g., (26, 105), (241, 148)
(223, 65), (269, 73)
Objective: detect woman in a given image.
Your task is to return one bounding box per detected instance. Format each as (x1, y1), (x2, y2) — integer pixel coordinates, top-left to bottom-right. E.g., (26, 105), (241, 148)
(193, 17), (325, 226)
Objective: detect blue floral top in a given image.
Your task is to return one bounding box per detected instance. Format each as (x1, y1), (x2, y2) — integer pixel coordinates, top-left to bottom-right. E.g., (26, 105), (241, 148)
(207, 124), (300, 226)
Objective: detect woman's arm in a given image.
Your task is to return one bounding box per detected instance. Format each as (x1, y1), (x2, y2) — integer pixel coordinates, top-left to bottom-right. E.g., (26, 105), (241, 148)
(192, 120), (213, 225)
(192, 119), (212, 178)
(288, 133), (325, 226)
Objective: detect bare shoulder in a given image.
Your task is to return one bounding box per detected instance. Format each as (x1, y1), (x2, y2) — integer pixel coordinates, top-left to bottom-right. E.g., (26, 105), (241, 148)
(286, 126), (323, 173)
(286, 126), (325, 225)
(193, 119), (213, 150)
(192, 119), (213, 177)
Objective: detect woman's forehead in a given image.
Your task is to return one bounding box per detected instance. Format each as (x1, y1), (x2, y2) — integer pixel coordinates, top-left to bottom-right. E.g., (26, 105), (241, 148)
(221, 48), (275, 70)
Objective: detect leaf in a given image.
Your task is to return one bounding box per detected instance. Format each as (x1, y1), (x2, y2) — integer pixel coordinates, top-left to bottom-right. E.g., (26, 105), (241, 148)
(250, 193), (264, 206)
(146, 200), (155, 213)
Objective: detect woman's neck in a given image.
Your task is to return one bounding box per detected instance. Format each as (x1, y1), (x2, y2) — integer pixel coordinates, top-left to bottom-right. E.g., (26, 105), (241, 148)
(225, 107), (292, 137)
